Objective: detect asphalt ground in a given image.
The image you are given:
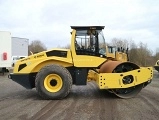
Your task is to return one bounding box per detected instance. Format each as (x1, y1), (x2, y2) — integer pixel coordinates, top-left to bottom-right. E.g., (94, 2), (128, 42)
(0, 71), (159, 120)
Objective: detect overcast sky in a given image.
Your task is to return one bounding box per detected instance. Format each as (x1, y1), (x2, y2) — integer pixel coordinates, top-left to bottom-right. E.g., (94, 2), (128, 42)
(0, 0), (159, 53)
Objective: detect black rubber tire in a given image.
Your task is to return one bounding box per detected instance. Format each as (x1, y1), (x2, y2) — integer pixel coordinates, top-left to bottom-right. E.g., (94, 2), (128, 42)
(35, 64), (72, 100)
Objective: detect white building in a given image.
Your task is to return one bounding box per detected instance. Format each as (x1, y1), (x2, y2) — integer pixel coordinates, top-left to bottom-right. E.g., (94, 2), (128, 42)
(12, 37), (29, 56)
(0, 32), (29, 74)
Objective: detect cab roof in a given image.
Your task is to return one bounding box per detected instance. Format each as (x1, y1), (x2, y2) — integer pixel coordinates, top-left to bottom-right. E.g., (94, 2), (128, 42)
(71, 26), (105, 30)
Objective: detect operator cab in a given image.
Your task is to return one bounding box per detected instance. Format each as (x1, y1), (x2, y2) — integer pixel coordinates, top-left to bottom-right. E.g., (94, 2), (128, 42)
(71, 26), (106, 57)
(106, 45), (116, 59)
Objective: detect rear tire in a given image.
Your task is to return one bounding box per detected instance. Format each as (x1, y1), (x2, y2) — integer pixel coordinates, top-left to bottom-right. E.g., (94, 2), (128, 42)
(35, 64), (72, 99)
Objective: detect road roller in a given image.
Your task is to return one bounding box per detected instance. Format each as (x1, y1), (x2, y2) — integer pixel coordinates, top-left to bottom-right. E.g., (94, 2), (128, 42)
(154, 60), (159, 72)
(9, 26), (153, 99)
(105, 45), (128, 62)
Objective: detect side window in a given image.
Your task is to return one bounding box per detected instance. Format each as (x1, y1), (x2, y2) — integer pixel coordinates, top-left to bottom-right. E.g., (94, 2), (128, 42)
(75, 36), (89, 50)
(74, 29), (106, 57)
(75, 30), (98, 56)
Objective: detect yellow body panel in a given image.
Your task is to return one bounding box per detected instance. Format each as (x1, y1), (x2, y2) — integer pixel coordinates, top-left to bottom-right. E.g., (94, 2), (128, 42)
(106, 53), (115, 59)
(88, 67), (153, 89)
(13, 49), (73, 73)
(70, 29), (106, 67)
(115, 52), (128, 62)
(72, 55), (106, 67)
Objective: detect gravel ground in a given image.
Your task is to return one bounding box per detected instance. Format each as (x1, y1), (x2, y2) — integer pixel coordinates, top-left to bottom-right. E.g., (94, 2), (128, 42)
(0, 71), (159, 120)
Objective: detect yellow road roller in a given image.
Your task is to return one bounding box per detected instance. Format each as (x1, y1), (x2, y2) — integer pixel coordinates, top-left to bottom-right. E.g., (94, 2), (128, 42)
(154, 60), (159, 72)
(105, 45), (128, 62)
(9, 26), (153, 99)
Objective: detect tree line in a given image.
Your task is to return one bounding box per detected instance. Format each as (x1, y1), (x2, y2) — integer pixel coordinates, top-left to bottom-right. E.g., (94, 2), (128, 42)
(109, 38), (157, 67)
(28, 39), (158, 67)
(28, 40), (47, 55)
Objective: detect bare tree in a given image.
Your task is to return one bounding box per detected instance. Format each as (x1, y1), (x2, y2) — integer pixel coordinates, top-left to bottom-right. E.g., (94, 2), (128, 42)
(137, 42), (150, 66)
(128, 42), (153, 66)
(110, 38), (129, 49)
(28, 40), (47, 55)
(128, 40), (138, 63)
(109, 38), (154, 66)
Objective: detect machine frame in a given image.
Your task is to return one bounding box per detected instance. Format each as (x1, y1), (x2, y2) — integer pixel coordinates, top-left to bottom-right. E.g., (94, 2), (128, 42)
(9, 26), (153, 99)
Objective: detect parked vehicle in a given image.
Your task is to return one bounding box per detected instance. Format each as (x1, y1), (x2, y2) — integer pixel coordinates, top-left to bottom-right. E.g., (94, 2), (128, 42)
(12, 56), (27, 67)
(0, 31), (12, 74)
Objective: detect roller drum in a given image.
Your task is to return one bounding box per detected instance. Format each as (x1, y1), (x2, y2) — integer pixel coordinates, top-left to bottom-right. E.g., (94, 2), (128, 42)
(99, 61), (143, 98)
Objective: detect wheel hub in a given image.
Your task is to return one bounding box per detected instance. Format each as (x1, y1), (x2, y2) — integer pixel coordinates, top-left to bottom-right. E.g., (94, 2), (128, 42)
(44, 74), (63, 93)
(122, 75), (134, 84)
(50, 79), (57, 86)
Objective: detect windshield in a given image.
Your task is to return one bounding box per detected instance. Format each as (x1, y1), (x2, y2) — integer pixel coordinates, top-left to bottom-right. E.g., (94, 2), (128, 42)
(75, 30), (106, 56)
(98, 31), (106, 55)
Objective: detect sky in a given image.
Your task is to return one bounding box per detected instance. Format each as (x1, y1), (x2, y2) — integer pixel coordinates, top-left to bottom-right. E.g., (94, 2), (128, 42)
(0, 0), (159, 53)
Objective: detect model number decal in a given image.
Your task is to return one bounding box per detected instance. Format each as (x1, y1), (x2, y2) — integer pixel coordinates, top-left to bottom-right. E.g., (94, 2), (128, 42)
(34, 54), (45, 58)
(21, 58), (30, 62)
